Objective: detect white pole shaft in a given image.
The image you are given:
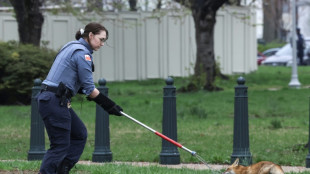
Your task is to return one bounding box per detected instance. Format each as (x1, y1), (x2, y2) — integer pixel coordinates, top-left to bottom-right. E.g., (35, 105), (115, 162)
(289, 0), (301, 88)
(120, 111), (197, 156)
(120, 111), (156, 133)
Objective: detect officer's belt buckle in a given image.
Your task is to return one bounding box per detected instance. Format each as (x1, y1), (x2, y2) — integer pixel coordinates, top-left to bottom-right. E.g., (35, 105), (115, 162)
(67, 102), (71, 108)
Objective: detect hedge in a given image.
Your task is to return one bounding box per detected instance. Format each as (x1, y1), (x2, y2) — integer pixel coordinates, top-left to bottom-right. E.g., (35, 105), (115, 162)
(0, 41), (57, 105)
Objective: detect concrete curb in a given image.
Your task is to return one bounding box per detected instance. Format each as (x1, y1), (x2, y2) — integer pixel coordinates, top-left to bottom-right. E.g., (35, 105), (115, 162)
(1, 160), (309, 173)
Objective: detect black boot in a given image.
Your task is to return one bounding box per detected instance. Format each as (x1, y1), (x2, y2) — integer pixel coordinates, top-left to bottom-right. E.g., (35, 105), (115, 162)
(57, 159), (72, 174)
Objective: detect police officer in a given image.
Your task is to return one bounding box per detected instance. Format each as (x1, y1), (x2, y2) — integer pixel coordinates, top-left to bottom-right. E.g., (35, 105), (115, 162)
(37, 22), (123, 174)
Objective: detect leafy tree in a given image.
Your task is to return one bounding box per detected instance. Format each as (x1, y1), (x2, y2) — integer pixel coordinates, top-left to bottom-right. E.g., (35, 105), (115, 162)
(8, 0), (44, 46)
(175, 0), (228, 91)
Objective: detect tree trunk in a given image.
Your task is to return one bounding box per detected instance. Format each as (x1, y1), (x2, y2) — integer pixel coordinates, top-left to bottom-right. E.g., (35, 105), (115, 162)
(263, 0), (285, 42)
(157, 0), (162, 9)
(129, 0), (137, 11)
(191, 0), (227, 91)
(192, 10), (216, 90)
(9, 0), (44, 46)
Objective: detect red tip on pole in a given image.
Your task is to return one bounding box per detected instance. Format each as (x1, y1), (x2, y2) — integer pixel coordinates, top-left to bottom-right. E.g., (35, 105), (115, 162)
(155, 132), (182, 148)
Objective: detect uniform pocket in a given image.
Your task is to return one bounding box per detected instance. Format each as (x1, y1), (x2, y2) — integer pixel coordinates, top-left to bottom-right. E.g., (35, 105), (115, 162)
(38, 91), (52, 102)
(38, 91), (71, 130)
(42, 108), (71, 130)
(47, 117), (71, 130)
(38, 92), (53, 119)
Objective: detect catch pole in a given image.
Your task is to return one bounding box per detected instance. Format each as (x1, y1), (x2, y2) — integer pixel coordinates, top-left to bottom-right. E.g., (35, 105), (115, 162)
(120, 111), (196, 156)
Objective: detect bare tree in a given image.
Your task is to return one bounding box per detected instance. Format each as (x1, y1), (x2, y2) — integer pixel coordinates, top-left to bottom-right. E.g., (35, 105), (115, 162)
(0, 0), (11, 6)
(9, 0), (44, 46)
(87, 0), (104, 12)
(157, 0), (162, 9)
(129, 0), (137, 11)
(175, 0), (228, 91)
(263, 0), (288, 42)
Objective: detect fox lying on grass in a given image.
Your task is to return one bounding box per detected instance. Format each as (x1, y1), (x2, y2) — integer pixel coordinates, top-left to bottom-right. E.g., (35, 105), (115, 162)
(223, 158), (284, 174)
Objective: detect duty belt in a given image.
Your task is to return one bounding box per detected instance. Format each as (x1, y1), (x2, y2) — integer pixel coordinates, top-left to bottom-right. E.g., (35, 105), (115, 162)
(41, 84), (73, 99)
(41, 84), (58, 93)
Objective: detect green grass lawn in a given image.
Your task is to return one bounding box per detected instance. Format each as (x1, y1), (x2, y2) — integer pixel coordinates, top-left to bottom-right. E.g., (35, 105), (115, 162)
(1, 66), (310, 173)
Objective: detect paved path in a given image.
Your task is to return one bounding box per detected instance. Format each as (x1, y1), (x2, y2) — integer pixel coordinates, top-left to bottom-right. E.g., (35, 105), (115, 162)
(78, 161), (310, 173)
(1, 160), (310, 173)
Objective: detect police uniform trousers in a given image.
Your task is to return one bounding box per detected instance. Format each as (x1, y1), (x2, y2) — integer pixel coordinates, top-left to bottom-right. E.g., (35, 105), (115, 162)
(37, 91), (88, 174)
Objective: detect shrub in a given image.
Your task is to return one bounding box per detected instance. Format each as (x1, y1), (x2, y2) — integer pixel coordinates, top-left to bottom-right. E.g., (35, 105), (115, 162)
(0, 41), (57, 105)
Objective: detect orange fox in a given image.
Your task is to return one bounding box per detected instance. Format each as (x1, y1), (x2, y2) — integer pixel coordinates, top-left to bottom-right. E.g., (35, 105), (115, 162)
(223, 158), (284, 174)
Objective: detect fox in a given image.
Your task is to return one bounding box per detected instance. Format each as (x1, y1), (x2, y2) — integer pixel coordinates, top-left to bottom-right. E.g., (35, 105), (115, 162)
(222, 158), (284, 174)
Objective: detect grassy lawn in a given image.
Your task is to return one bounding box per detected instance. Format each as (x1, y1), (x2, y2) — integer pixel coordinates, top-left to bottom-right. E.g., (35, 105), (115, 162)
(1, 66), (310, 173)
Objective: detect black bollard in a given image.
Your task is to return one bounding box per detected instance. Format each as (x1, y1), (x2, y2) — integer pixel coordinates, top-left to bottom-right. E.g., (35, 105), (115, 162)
(230, 76), (252, 166)
(305, 97), (310, 168)
(92, 79), (113, 162)
(159, 77), (180, 165)
(28, 78), (46, 160)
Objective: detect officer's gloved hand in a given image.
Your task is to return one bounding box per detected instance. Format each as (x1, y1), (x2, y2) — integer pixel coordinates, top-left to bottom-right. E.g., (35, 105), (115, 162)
(91, 93), (123, 116)
(107, 105), (123, 116)
(78, 88), (84, 94)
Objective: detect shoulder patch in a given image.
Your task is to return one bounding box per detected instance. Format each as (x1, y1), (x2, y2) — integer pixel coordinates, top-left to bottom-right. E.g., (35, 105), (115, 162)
(85, 55), (91, 61)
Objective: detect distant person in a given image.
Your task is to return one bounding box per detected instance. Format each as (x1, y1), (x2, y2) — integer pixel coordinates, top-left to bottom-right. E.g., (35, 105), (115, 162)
(296, 28), (305, 65)
(308, 48), (310, 62)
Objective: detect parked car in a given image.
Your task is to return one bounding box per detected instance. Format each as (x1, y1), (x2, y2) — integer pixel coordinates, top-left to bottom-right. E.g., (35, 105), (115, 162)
(257, 52), (266, 65)
(261, 39), (310, 66)
(262, 48), (280, 57)
(257, 48), (280, 65)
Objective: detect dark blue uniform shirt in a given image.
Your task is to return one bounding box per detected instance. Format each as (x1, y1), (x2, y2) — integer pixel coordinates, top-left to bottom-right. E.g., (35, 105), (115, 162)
(43, 38), (95, 96)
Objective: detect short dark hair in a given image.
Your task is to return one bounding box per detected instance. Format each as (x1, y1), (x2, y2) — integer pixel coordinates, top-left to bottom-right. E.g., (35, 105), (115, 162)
(75, 22), (109, 41)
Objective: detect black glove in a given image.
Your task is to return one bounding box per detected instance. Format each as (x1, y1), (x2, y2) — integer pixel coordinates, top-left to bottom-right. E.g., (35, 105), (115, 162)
(91, 93), (123, 116)
(107, 105), (123, 116)
(77, 88), (84, 94)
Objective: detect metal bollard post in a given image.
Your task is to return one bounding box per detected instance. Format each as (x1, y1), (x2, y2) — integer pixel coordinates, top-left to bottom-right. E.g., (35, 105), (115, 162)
(230, 76), (252, 166)
(28, 78), (46, 160)
(92, 78), (113, 162)
(159, 77), (180, 165)
(305, 97), (310, 168)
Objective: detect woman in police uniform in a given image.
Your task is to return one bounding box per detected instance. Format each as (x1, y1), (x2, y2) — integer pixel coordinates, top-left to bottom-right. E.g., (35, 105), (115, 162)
(37, 22), (123, 174)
